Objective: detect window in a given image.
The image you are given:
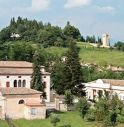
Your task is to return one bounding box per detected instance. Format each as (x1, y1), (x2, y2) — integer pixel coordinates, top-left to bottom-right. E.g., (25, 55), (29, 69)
(44, 76), (46, 78)
(7, 76), (9, 78)
(6, 82), (10, 87)
(14, 80), (17, 87)
(18, 76), (21, 78)
(43, 82), (47, 88)
(31, 108), (37, 115)
(22, 80), (26, 87)
(18, 80), (21, 87)
(18, 100), (25, 104)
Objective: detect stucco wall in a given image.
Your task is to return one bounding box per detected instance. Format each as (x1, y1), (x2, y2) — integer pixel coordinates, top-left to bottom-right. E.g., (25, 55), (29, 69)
(3, 94), (42, 119)
(0, 75), (31, 88)
(24, 105), (46, 120)
(0, 74), (51, 102)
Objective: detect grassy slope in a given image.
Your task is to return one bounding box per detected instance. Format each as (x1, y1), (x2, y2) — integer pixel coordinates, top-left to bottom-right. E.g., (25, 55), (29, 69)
(0, 120), (8, 127)
(6, 41), (124, 67)
(45, 42), (124, 67)
(77, 42), (124, 67)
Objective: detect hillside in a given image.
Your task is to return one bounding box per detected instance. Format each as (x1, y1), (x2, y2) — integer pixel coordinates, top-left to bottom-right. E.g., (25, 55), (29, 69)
(44, 42), (124, 67)
(1, 40), (124, 68)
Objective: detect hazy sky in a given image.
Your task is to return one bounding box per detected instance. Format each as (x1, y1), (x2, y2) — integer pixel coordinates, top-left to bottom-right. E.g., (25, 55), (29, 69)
(0, 0), (124, 42)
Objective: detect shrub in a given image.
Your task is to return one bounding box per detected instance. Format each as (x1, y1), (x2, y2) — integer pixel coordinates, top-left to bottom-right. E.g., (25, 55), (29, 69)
(117, 114), (124, 123)
(85, 114), (95, 122)
(50, 113), (60, 127)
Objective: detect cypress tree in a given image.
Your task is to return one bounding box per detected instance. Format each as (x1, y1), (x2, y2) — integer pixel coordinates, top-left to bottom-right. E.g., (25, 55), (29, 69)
(64, 41), (82, 95)
(31, 51), (43, 91)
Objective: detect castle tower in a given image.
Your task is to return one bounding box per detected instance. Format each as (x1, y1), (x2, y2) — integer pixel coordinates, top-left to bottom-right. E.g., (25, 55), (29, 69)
(102, 33), (110, 47)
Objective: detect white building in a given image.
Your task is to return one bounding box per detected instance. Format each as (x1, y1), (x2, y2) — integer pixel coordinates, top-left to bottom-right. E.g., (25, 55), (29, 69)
(10, 33), (20, 38)
(84, 79), (124, 100)
(0, 61), (51, 102)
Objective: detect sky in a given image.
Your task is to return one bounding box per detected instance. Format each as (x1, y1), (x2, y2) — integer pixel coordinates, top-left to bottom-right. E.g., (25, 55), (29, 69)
(0, 0), (124, 43)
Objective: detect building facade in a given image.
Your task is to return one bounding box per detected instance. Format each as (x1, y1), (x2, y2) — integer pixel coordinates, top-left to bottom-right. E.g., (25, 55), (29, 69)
(0, 61), (51, 102)
(0, 88), (46, 119)
(84, 79), (124, 100)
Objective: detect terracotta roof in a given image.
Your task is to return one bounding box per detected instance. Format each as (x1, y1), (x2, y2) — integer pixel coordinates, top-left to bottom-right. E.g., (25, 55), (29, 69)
(0, 61), (44, 68)
(102, 79), (124, 87)
(0, 88), (42, 95)
(25, 99), (45, 106)
(0, 68), (50, 75)
(0, 61), (50, 75)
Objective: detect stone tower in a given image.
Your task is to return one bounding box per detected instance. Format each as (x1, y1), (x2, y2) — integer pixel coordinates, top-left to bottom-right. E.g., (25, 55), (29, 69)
(102, 33), (110, 47)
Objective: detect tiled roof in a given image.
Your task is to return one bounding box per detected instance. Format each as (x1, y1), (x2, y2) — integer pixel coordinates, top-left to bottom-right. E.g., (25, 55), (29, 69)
(0, 61), (44, 68)
(25, 99), (45, 106)
(86, 79), (124, 87)
(102, 79), (124, 87)
(0, 88), (42, 95)
(0, 61), (33, 68)
(0, 61), (50, 75)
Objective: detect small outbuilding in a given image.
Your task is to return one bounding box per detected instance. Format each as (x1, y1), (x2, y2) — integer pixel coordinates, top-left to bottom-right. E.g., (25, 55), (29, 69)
(0, 88), (46, 120)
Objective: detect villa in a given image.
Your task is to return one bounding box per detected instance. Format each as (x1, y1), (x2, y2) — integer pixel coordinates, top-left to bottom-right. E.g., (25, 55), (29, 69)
(84, 79), (124, 100)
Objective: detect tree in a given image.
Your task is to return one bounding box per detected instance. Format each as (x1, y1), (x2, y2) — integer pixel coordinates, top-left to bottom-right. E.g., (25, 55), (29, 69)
(31, 51), (43, 91)
(51, 60), (66, 95)
(50, 113), (60, 127)
(64, 90), (74, 110)
(95, 95), (124, 126)
(64, 41), (82, 94)
(63, 21), (81, 41)
(76, 97), (90, 119)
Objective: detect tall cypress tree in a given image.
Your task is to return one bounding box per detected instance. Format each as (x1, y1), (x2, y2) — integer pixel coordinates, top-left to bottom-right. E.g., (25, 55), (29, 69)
(64, 41), (83, 95)
(31, 51), (43, 91)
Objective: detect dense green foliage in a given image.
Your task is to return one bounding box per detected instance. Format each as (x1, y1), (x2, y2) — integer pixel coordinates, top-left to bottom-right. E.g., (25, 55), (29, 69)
(64, 41), (83, 94)
(0, 17), (81, 48)
(51, 41), (83, 95)
(31, 51), (43, 91)
(77, 95), (124, 127)
(115, 42), (124, 52)
(81, 66), (124, 83)
(64, 90), (74, 109)
(76, 98), (90, 119)
(85, 35), (102, 44)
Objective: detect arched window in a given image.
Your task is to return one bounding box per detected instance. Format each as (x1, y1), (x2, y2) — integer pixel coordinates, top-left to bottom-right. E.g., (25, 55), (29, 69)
(18, 99), (25, 104)
(43, 82), (47, 88)
(14, 80), (17, 87)
(18, 80), (21, 87)
(22, 80), (26, 87)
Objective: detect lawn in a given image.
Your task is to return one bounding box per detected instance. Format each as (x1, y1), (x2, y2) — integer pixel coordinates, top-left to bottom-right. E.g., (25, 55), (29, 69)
(13, 111), (124, 127)
(0, 120), (8, 127)
(13, 112), (98, 127)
